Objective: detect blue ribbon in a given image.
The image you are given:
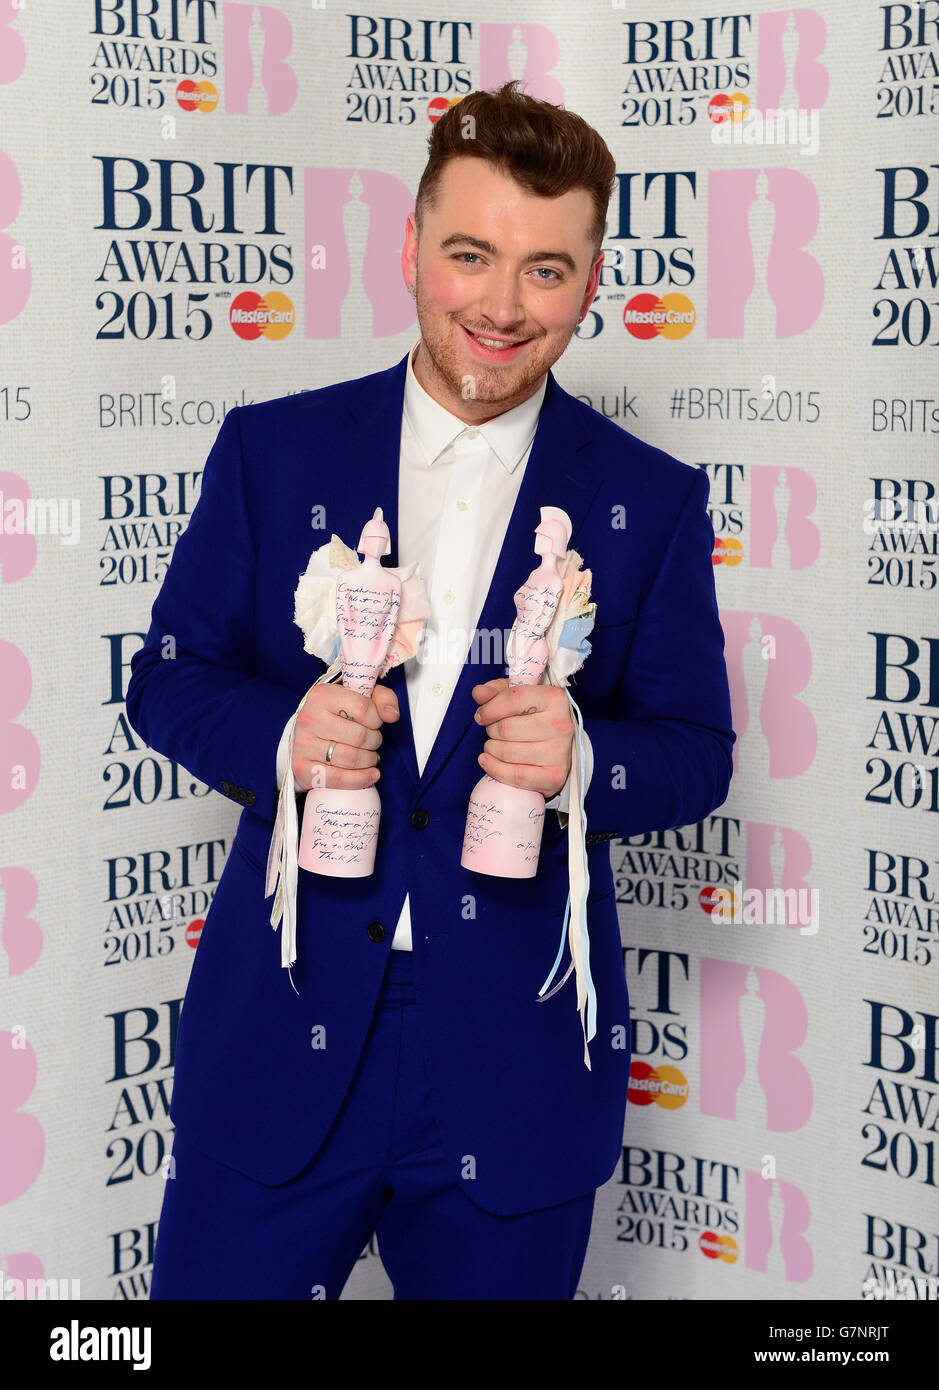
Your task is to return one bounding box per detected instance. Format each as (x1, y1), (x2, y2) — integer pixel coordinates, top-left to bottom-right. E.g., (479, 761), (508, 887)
(557, 615), (593, 665)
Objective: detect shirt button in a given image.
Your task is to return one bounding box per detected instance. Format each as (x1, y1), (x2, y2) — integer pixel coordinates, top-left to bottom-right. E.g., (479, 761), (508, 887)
(366, 921), (385, 943)
(465, 428), (479, 439)
(443, 588), (455, 604)
(456, 498), (468, 511)
(432, 681), (443, 695)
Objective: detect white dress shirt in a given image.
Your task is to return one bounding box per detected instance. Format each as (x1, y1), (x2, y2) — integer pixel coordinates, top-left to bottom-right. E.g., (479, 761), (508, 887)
(281, 339), (593, 950)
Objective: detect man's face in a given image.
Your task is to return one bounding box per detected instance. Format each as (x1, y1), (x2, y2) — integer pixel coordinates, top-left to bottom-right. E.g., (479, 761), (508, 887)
(401, 156), (603, 423)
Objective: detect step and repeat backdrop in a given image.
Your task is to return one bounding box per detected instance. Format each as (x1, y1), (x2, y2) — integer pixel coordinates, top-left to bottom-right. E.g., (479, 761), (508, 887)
(1, 0), (936, 1302)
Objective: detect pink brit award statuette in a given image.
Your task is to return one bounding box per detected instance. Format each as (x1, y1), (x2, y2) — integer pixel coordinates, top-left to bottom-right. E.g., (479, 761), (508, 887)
(460, 506), (573, 878)
(298, 507), (401, 877)
(266, 510), (428, 972)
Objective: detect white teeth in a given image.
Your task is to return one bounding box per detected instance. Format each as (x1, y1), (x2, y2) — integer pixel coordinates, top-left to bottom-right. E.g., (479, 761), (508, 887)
(471, 331), (521, 349)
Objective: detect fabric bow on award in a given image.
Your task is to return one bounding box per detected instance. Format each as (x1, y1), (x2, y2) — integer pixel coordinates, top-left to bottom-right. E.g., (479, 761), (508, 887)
(265, 507), (429, 973)
(460, 505), (599, 1068)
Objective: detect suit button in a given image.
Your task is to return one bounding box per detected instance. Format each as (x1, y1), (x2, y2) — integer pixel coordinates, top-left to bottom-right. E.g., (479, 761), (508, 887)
(410, 809), (429, 829)
(367, 921), (385, 943)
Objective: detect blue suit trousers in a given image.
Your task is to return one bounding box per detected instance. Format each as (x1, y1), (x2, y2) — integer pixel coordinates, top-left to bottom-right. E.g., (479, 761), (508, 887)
(150, 948), (596, 1300)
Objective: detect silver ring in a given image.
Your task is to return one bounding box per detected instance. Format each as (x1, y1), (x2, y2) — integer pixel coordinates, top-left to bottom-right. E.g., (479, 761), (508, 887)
(325, 741), (336, 764)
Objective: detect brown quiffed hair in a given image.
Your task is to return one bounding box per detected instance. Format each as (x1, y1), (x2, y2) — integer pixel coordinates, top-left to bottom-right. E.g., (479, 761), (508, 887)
(415, 80), (616, 260)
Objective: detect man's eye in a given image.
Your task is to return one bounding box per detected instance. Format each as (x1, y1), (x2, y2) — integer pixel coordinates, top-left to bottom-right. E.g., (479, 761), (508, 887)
(451, 254), (561, 282)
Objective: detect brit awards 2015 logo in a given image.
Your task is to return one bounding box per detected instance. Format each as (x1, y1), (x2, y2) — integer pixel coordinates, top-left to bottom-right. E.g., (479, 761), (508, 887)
(862, 997), (938, 1193)
(874, 164), (939, 349)
(103, 839), (225, 969)
(93, 155), (295, 342)
(89, 0), (219, 114)
(866, 630), (939, 815)
(613, 6), (829, 125)
(863, 845), (938, 974)
(864, 474), (938, 592)
(105, 997), (180, 1190)
(98, 465), (203, 590)
(615, 1144), (741, 1266)
(876, 4), (939, 121)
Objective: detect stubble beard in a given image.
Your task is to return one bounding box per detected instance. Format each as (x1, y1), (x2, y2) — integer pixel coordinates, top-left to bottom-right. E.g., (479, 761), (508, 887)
(416, 308), (569, 410)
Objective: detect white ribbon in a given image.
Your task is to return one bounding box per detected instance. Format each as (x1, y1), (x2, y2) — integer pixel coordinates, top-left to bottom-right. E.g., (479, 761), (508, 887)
(264, 658), (342, 985)
(536, 676), (596, 1070)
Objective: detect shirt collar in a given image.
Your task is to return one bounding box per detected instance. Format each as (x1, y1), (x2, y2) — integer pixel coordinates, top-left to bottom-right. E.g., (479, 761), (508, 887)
(402, 337), (547, 473)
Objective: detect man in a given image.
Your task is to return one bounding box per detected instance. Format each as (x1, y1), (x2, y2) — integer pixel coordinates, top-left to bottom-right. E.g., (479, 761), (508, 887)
(126, 81), (735, 1300)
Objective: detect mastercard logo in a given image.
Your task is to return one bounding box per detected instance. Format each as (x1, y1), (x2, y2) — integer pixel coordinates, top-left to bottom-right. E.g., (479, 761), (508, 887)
(699, 1231), (739, 1263)
(176, 80), (219, 113)
(185, 919), (204, 949)
(707, 91), (750, 124)
(428, 96), (462, 123)
(712, 536), (744, 567)
(623, 293), (695, 341)
(628, 1061), (689, 1109)
(700, 884), (738, 918)
(230, 291), (295, 341)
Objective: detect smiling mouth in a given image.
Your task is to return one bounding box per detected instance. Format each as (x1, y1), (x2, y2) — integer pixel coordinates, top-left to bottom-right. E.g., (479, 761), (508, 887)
(460, 324), (532, 350)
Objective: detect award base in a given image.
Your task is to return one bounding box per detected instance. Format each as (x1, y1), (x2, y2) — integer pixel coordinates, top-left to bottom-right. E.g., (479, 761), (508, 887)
(298, 786), (381, 877)
(460, 772), (545, 878)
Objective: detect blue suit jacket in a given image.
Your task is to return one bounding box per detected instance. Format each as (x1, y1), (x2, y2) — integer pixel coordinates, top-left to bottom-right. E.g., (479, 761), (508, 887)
(125, 349), (735, 1215)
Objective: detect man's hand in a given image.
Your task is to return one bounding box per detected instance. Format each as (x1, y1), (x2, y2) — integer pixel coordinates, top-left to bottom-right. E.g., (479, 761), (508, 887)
(471, 678), (573, 799)
(292, 683), (399, 790)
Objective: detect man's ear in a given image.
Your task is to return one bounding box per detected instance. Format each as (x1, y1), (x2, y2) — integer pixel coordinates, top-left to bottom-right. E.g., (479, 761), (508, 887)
(581, 250), (604, 319)
(401, 209), (419, 290)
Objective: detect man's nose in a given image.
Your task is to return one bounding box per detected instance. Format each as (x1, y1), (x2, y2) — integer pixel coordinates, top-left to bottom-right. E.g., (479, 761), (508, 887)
(476, 269), (526, 329)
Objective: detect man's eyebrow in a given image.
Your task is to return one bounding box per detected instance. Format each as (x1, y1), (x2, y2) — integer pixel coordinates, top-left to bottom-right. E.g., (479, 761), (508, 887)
(439, 233), (577, 274)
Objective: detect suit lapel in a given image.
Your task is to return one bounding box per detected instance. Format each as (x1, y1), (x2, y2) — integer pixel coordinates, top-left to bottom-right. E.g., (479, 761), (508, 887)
(340, 349), (604, 803)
